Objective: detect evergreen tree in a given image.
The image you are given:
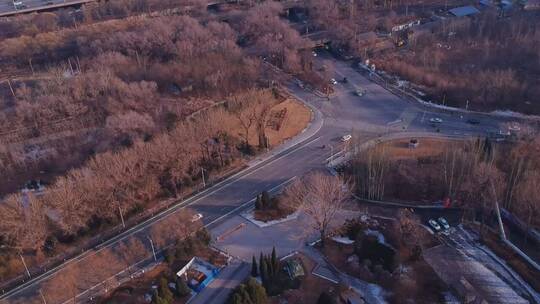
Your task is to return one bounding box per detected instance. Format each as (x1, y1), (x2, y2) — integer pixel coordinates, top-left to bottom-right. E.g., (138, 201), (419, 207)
(230, 293), (243, 304)
(259, 253), (264, 276)
(261, 191), (271, 209)
(176, 277), (191, 297)
(238, 285), (252, 303)
(251, 256), (259, 277)
(255, 195), (263, 210)
(271, 247), (278, 276)
(159, 277), (174, 304)
(152, 289), (161, 304)
(260, 258), (269, 285)
(317, 291), (336, 304)
(246, 277), (268, 304)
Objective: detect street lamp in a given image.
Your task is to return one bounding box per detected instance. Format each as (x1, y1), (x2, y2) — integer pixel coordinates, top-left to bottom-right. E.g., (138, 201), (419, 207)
(147, 236), (157, 261)
(200, 167), (206, 188)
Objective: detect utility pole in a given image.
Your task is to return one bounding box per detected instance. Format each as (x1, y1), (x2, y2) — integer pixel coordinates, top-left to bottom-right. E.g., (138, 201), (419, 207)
(201, 168), (206, 188)
(39, 290), (47, 304)
(118, 206), (125, 228)
(147, 237), (157, 261)
(7, 79), (15, 97)
(19, 253), (30, 278)
(491, 181), (507, 240)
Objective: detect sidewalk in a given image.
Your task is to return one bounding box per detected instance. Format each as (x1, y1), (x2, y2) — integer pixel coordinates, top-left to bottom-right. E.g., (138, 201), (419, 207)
(188, 260), (250, 304)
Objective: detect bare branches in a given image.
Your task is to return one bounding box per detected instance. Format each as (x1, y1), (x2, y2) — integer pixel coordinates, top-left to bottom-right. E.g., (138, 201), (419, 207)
(285, 172), (352, 245)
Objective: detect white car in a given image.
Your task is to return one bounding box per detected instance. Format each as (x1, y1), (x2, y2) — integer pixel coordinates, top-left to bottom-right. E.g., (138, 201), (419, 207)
(330, 78), (338, 85)
(355, 88), (366, 96)
(312, 51), (317, 57)
(508, 124), (520, 132)
(437, 217), (450, 230)
(428, 219), (441, 232)
(191, 213), (203, 222)
(341, 134), (352, 142)
(429, 117), (443, 124)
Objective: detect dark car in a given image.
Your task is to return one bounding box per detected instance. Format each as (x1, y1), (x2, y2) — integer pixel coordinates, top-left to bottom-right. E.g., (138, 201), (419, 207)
(466, 119), (480, 125)
(342, 77), (348, 83)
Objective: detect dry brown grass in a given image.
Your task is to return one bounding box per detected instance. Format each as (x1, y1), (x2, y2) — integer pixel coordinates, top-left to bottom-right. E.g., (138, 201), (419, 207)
(266, 99), (312, 146)
(380, 138), (455, 160)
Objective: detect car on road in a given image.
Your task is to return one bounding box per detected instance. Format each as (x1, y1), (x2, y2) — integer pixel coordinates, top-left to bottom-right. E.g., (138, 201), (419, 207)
(330, 78), (338, 85)
(312, 51), (317, 57)
(429, 117), (443, 124)
(342, 77), (348, 83)
(438, 217), (450, 230)
(14, 1), (26, 9)
(428, 219), (442, 232)
(355, 88), (366, 96)
(341, 134), (352, 142)
(191, 213), (203, 222)
(466, 119), (480, 125)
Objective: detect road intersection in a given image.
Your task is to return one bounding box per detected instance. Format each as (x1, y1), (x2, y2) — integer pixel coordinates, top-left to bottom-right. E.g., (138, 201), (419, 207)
(0, 53), (516, 304)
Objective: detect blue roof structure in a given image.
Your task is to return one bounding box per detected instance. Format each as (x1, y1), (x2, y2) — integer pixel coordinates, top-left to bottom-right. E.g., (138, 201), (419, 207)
(449, 6), (481, 17)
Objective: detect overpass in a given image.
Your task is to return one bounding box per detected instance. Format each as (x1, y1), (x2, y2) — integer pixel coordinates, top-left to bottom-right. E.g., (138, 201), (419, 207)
(0, 0), (94, 17)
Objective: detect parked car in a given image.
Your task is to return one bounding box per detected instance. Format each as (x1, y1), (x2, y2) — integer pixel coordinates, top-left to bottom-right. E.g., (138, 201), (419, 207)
(341, 134), (352, 142)
(191, 213), (203, 222)
(330, 78), (338, 85)
(355, 88), (366, 96)
(342, 77), (348, 83)
(429, 117), (443, 124)
(438, 217), (450, 230)
(428, 219), (441, 232)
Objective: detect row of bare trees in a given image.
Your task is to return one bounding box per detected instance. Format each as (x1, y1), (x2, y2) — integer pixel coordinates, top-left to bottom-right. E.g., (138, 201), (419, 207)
(378, 11), (540, 113)
(0, 88), (279, 252)
(350, 137), (540, 233)
(0, 14), (261, 196)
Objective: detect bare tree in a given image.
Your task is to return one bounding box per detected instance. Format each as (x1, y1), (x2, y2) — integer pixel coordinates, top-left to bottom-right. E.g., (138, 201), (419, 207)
(150, 210), (197, 248)
(352, 145), (389, 200)
(0, 193), (48, 252)
(285, 172), (351, 246)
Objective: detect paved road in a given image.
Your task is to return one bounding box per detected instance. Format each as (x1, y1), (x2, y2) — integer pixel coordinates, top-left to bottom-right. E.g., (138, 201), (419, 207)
(0, 52), (517, 304)
(0, 0), (90, 17)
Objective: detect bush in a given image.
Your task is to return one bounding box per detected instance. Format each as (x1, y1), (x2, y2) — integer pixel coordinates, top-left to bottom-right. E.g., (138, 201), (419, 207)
(176, 277), (191, 297)
(228, 278), (268, 304)
(317, 291), (336, 304)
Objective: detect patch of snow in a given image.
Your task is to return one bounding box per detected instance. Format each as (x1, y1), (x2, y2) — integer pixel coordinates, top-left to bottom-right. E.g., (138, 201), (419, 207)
(364, 229), (386, 244)
(241, 207), (299, 228)
(332, 236), (355, 244)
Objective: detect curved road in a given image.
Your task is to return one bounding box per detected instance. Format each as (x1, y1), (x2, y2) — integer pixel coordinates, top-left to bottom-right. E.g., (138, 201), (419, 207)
(0, 55), (514, 304)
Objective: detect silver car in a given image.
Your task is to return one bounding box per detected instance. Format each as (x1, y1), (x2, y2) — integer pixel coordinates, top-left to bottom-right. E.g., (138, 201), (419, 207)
(428, 219), (441, 232)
